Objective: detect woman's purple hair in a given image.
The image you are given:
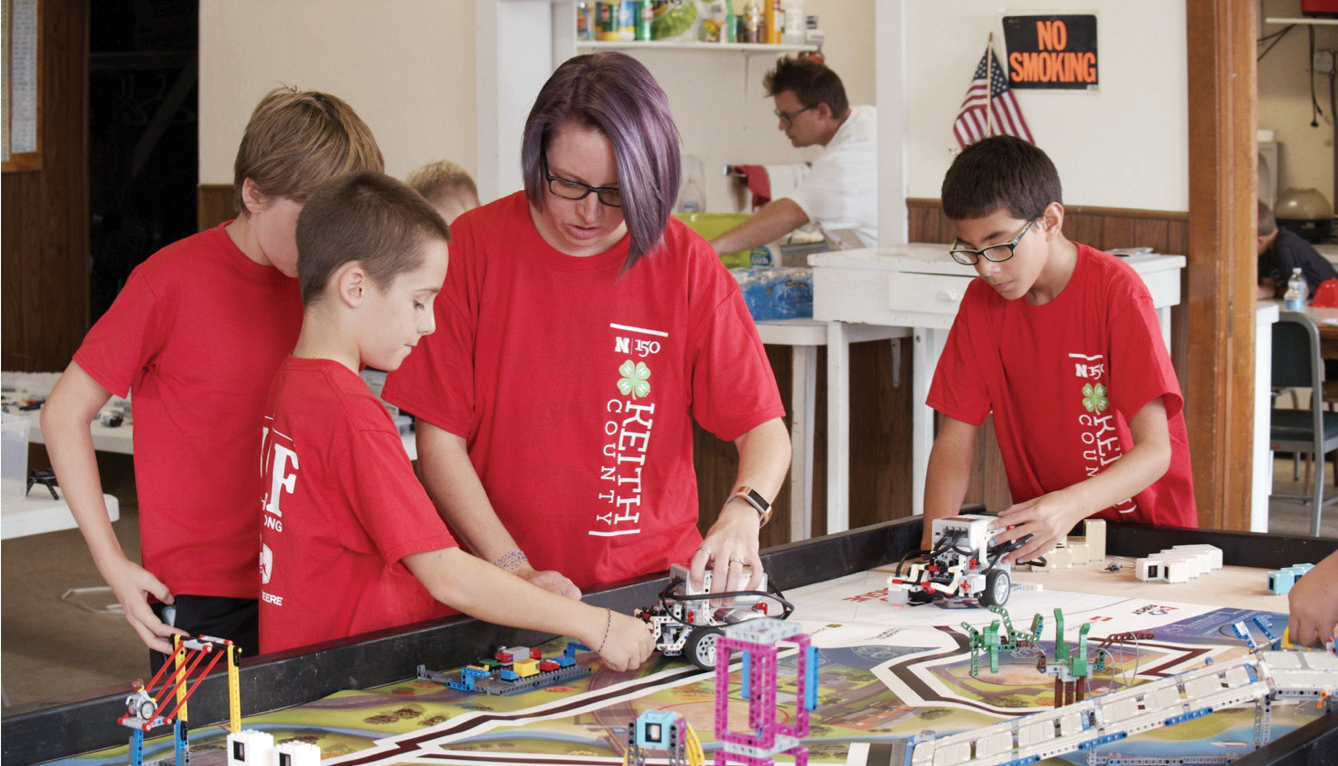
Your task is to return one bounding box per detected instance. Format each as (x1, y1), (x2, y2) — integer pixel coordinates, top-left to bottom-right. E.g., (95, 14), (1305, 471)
(522, 52), (681, 271)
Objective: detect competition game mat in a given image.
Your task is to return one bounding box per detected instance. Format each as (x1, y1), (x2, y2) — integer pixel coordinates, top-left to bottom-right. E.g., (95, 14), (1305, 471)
(50, 563), (1328, 765)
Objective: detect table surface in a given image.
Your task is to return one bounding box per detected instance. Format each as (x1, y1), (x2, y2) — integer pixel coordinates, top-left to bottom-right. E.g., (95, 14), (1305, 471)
(7, 521), (1337, 766)
(0, 490), (119, 540)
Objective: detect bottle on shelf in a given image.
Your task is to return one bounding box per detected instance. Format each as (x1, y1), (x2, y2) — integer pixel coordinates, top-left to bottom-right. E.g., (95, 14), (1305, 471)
(780, 0), (805, 44)
(1285, 267), (1308, 311)
(742, 0), (761, 43)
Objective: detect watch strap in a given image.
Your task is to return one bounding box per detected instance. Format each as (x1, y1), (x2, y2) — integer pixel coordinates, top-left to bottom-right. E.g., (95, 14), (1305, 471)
(730, 485), (772, 527)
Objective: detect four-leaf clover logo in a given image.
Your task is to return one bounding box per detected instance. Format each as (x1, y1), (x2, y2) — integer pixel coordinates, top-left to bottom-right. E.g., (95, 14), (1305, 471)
(1082, 382), (1108, 413)
(617, 360), (651, 399)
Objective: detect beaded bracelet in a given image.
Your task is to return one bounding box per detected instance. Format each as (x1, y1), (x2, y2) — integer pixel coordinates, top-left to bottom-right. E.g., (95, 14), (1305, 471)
(596, 607), (612, 654)
(494, 549), (529, 572)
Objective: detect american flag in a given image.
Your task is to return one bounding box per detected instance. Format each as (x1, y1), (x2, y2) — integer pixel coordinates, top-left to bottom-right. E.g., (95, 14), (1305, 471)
(953, 45), (1034, 149)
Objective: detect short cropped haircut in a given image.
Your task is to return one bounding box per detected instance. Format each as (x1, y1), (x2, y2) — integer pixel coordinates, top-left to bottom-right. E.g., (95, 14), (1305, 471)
(941, 135), (1061, 222)
(406, 160), (479, 207)
(521, 52), (681, 271)
(763, 55), (849, 119)
(1258, 199), (1278, 237)
(296, 172), (452, 306)
(233, 86), (385, 215)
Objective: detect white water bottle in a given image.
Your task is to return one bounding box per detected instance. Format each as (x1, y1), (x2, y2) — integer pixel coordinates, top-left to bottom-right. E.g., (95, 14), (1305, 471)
(1285, 267), (1307, 311)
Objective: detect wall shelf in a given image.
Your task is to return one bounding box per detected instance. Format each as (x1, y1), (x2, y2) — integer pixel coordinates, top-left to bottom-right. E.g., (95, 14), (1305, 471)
(1264, 16), (1338, 26)
(576, 40), (817, 53)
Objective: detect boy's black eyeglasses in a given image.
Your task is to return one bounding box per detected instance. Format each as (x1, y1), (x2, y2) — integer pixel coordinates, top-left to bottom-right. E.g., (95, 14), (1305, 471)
(773, 105), (814, 127)
(948, 219), (1036, 266)
(545, 171), (622, 208)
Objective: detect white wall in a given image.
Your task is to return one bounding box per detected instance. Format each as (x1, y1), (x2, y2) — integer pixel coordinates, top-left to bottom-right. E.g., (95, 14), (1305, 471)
(1258, 0), (1338, 211)
(198, 0), (477, 191)
(905, 2), (1189, 212)
(199, 0), (871, 214)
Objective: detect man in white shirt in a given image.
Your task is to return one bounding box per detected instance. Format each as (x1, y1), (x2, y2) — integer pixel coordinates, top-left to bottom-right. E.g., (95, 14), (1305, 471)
(710, 56), (877, 255)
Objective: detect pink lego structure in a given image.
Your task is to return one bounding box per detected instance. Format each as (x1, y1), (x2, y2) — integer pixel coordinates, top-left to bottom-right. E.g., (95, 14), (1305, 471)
(712, 617), (817, 766)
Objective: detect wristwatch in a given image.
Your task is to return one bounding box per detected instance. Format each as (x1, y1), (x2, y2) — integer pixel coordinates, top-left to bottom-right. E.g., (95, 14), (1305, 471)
(730, 485), (772, 528)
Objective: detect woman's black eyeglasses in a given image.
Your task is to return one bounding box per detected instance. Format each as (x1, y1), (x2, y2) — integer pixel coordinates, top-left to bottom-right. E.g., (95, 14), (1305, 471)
(545, 172), (622, 208)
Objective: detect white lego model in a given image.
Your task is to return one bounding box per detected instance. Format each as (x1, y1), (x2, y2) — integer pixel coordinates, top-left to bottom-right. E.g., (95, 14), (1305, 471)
(889, 515), (1016, 608)
(227, 730), (321, 766)
(1135, 544), (1223, 584)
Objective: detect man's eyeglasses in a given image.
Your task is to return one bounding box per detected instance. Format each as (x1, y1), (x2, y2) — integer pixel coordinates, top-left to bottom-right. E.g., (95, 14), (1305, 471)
(545, 171), (622, 208)
(948, 219), (1036, 266)
(773, 105), (814, 128)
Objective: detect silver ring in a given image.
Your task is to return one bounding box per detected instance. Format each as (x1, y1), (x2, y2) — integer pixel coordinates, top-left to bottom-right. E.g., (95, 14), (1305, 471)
(696, 545), (712, 558)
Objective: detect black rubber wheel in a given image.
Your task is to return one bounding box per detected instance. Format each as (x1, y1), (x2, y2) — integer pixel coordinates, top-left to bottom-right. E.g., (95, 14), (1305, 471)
(980, 569), (1011, 607)
(685, 627), (724, 670)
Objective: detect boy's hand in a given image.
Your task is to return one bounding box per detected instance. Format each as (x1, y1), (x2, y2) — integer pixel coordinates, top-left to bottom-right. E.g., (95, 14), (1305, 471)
(1289, 553), (1338, 647)
(990, 489), (1086, 564)
(102, 557), (188, 654)
(516, 565), (582, 600)
(593, 610), (656, 672)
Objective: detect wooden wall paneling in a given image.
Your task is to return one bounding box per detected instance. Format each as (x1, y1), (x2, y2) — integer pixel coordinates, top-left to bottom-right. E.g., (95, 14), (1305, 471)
(847, 337), (913, 529)
(1184, 0), (1257, 531)
(1, 1), (89, 372)
(197, 183), (234, 231)
(695, 337), (910, 546)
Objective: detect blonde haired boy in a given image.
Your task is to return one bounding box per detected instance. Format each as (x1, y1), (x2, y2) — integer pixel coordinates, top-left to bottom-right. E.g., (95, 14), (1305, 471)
(43, 86), (383, 666)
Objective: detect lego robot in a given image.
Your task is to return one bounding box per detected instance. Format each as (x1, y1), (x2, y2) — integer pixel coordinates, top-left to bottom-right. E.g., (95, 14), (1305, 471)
(889, 514), (1021, 608)
(637, 563), (793, 669)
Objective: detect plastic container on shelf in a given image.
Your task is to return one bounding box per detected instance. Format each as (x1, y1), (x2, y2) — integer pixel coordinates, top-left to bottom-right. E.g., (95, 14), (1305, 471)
(697, 0), (727, 42)
(2, 414), (31, 502)
(673, 212), (751, 267)
(651, 0), (698, 40)
(780, 0), (805, 44)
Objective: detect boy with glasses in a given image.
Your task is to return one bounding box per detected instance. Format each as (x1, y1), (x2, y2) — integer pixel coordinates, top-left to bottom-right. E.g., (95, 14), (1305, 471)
(922, 136), (1196, 560)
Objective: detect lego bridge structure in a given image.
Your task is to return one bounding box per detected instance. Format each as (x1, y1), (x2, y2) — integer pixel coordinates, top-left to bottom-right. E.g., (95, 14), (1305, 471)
(882, 650), (1338, 766)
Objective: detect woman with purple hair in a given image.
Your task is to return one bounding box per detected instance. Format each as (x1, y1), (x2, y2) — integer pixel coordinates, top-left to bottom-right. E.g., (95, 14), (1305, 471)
(385, 52), (790, 602)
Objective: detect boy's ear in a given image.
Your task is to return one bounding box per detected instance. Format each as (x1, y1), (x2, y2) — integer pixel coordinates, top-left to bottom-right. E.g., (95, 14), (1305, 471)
(1039, 201), (1065, 239)
(240, 178), (268, 217)
(335, 263), (368, 308)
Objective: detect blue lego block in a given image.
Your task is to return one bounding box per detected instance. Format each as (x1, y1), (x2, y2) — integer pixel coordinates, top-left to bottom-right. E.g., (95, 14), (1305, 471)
(1268, 569), (1295, 595)
(635, 710), (681, 749)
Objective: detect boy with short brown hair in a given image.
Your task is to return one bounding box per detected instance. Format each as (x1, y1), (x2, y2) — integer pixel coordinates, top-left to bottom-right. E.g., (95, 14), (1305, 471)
(43, 86), (383, 665)
(923, 136), (1196, 562)
(259, 172), (653, 670)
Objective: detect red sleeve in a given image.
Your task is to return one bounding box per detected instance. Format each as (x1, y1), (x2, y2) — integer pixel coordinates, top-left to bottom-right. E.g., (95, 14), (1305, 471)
(926, 281), (994, 427)
(1104, 265), (1185, 421)
(686, 249), (786, 442)
(382, 210), (481, 438)
(342, 427), (458, 569)
(72, 262), (175, 398)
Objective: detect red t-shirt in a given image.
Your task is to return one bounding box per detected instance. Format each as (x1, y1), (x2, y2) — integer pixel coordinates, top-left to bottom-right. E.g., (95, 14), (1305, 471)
(927, 244), (1197, 527)
(383, 192), (785, 592)
(259, 357), (458, 654)
(73, 223), (302, 599)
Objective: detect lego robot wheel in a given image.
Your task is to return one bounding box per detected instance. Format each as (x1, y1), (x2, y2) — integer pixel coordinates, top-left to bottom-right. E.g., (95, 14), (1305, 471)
(980, 568), (1011, 608)
(137, 699), (156, 720)
(685, 627), (724, 670)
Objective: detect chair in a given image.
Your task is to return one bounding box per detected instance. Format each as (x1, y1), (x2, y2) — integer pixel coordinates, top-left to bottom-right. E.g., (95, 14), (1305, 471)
(1269, 311), (1338, 535)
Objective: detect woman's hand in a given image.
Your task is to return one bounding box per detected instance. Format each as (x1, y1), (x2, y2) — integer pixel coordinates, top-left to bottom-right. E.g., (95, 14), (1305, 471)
(692, 501), (765, 597)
